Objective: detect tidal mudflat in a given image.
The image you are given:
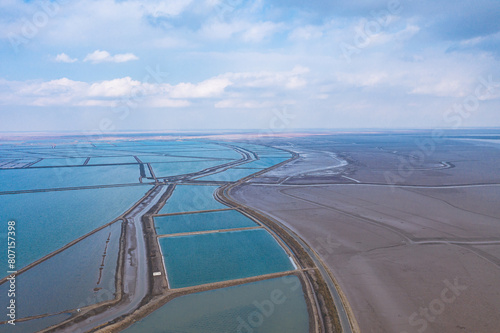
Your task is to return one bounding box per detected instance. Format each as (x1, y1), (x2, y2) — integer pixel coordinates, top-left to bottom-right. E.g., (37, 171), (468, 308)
(231, 131), (500, 333)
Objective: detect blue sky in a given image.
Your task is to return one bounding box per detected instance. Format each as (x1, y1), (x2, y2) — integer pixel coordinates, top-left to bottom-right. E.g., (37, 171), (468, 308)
(1, 0), (500, 132)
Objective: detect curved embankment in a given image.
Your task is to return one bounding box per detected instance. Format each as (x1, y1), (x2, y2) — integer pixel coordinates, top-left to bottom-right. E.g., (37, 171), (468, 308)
(216, 144), (358, 333)
(216, 184), (347, 331)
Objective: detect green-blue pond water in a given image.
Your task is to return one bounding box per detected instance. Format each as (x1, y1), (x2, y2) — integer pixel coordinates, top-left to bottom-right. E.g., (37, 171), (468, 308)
(157, 185), (226, 214)
(32, 157), (87, 167)
(0, 164), (144, 192)
(123, 276), (309, 333)
(0, 185), (150, 269)
(155, 210), (257, 235)
(0, 223), (120, 319)
(160, 229), (294, 288)
(87, 156), (138, 165)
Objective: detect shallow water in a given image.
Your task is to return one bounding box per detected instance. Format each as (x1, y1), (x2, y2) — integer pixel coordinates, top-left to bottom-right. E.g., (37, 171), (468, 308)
(158, 185), (226, 214)
(87, 156), (138, 165)
(133, 155), (213, 163)
(160, 229), (294, 288)
(32, 157), (87, 167)
(0, 164), (144, 192)
(0, 185), (150, 269)
(165, 149), (242, 159)
(123, 275), (309, 333)
(0, 222), (121, 319)
(155, 210), (258, 235)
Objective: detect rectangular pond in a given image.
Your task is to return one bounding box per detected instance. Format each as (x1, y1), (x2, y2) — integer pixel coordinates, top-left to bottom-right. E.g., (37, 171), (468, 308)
(155, 210), (258, 235)
(0, 222), (121, 320)
(87, 156), (139, 165)
(0, 164), (144, 192)
(31, 157), (87, 167)
(160, 229), (295, 288)
(158, 185), (227, 214)
(123, 275), (310, 333)
(0, 185), (150, 269)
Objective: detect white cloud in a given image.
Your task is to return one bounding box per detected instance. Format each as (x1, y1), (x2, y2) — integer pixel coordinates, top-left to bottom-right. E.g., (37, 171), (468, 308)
(83, 50), (139, 64)
(199, 20), (283, 42)
(0, 67), (310, 108)
(88, 77), (142, 97)
(242, 21), (284, 42)
(144, 0), (194, 18)
(199, 20), (247, 40)
(55, 53), (78, 63)
(289, 25), (324, 41)
(169, 78), (232, 98)
(222, 66), (309, 90)
(215, 99), (279, 109)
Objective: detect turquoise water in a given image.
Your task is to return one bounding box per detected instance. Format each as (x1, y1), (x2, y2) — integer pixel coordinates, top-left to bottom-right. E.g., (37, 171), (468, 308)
(198, 168), (263, 181)
(32, 157), (87, 167)
(123, 276), (309, 333)
(87, 156), (138, 164)
(165, 149), (242, 159)
(158, 185), (226, 214)
(160, 229), (294, 288)
(135, 155), (215, 163)
(150, 160), (232, 177)
(0, 140), (305, 332)
(0, 223), (121, 318)
(155, 210), (258, 235)
(0, 185), (150, 269)
(0, 164), (143, 192)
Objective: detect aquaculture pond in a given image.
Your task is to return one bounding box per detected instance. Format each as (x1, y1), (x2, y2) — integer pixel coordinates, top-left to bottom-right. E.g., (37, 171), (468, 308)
(154, 209), (258, 235)
(0, 223), (121, 320)
(0, 185), (150, 269)
(157, 185), (226, 214)
(160, 229), (295, 288)
(123, 276), (310, 333)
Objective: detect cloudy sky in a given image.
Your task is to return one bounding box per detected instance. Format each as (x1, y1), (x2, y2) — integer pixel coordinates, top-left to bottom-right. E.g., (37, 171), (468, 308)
(1, 0), (500, 132)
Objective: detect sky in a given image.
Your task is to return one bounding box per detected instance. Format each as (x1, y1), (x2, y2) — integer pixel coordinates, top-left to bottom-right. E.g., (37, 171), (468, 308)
(1, 0), (500, 133)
